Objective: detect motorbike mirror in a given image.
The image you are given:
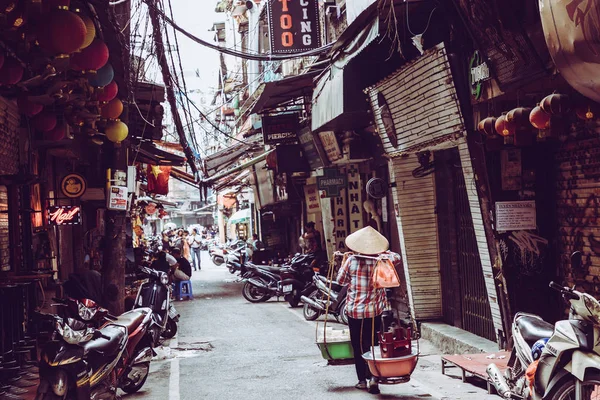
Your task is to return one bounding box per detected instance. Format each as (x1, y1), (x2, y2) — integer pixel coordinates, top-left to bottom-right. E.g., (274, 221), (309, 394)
(570, 251), (583, 271)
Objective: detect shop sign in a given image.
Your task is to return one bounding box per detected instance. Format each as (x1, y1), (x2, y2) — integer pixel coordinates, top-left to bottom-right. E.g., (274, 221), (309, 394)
(304, 184), (321, 213)
(501, 148), (522, 191)
(347, 164), (364, 233)
(267, 0), (321, 54)
(495, 201), (536, 231)
(366, 177), (388, 199)
(469, 50), (490, 100)
(262, 114), (299, 145)
(297, 127), (324, 170)
(333, 167), (348, 251)
(317, 167), (347, 198)
(107, 186), (128, 211)
(61, 173), (86, 198)
(48, 206), (81, 226)
(318, 131), (342, 163)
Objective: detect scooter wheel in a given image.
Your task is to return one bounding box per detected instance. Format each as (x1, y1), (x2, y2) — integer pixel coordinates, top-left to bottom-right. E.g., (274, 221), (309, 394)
(228, 265), (236, 274)
(303, 290), (321, 321)
(242, 281), (270, 303)
(161, 318), (178, 339)
(212, 256), (224, 266)
(121, 362), (150, 394)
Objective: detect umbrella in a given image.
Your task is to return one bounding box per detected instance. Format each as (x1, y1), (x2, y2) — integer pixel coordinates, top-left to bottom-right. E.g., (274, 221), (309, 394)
(228, 208), (251, 225)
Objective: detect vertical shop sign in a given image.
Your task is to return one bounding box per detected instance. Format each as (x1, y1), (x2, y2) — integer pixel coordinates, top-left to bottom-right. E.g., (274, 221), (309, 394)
(347, 163), (363, 233)
(267, 0), (321, 54)
(304, 184), (321, 213)
(318, 131), (342, 163)
(333, 167), (348, 251)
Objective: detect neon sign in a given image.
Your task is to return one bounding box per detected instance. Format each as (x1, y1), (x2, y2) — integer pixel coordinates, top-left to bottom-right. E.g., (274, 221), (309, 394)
(48, 206), (81, 226)
(268, 0), (321, 53)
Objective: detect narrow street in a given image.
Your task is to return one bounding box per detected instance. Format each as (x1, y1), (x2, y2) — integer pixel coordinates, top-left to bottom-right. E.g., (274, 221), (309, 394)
(128, 252), (499, 400)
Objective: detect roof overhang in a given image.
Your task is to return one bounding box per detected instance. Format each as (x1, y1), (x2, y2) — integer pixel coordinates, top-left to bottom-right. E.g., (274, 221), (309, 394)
(250, 71), (320, 115)
(132, 140), (186, 166)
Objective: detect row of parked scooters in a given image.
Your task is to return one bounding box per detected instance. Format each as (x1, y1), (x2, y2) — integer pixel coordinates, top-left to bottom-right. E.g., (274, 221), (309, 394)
(35, 262), (180, 399)
(214, 241), (350, 325)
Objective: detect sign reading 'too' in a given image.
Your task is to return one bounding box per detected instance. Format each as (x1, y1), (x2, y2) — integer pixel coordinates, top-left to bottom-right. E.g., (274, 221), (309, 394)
(267, 0), (322, 54)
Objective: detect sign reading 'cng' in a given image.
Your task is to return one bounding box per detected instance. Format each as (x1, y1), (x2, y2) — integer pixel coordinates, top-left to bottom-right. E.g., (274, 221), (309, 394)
(268, 0), (321, 53)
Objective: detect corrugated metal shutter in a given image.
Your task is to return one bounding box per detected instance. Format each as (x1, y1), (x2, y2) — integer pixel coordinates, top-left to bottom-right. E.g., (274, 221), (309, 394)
(555, 136), (600, 290)
(0, 186), (8, 271)
(389, 155), (442, 319)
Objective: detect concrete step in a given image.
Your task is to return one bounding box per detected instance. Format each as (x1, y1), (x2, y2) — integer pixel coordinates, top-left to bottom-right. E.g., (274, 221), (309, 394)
(420, 322), (499, 355)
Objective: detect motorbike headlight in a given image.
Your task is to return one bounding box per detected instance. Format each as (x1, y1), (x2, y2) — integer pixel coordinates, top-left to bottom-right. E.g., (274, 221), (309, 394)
(160, 272), (169, 285)
(77, 302), (97, 322)
(55, 318), (96, 344)
(51, 369), (68, 396)
(583, 294), (600, 323)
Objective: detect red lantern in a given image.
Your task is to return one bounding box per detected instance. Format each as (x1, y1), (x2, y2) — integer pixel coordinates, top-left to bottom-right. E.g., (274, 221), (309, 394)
(70, 39), (108, 71)
(32, 111), (57, 132)
(540, 93), (570, 115)
(529, 106), (551, 129)
(477, 117), (497, 136)
(97, 81), (118, 102)
(100, 98), (123, 119)
(17, 95), (43, 117)
(44, 124), (66, 141)
(0, 58), (24, 85)
(37, 10), (86, 55)
(495, 114), (515, 137)
(506, 107), (533, 126)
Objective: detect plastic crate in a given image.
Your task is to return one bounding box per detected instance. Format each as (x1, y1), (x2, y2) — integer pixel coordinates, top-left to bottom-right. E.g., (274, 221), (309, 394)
(317, 341), (354, 360)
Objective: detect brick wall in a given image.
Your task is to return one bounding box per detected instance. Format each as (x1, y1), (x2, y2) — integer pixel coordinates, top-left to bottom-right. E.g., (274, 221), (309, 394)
(367, 43), (465, 156)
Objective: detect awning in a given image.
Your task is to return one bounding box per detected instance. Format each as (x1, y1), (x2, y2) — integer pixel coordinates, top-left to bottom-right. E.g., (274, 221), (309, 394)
(202, 150), (273, 186)
(312, 17), (380, 132)
(214, 169), (250, 191)
(202, 140), (263, 176)
(132, 141), (186, 166)
(171, 167), (199, 188)
(250, 70), (320, 114)
(228, 208), (251, 225)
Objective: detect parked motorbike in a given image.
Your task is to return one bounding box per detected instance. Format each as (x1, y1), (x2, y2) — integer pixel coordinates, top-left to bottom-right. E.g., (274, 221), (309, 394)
(36, 302), (155, 399)
(241, 263), (283, 303)
(133, 265), (179, 345)
(226, 247), (246, 275)
(301, 273), (349, 324)
(487, 251), (600, 399)
(279, 253), (324, 308)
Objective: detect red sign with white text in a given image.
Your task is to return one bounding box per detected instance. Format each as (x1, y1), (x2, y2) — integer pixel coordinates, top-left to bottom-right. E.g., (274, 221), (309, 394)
(267, 0), (321, 54)
(48, 206), (81, 226)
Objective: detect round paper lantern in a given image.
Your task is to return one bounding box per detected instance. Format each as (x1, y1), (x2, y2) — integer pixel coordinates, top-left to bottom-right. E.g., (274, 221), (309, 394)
(70, 39), (108, 71)
(88, 63), (114, 87)
(540, 93), (570, 115)
(0, 58), (24, 85)
(145, 203), (157, 215)
(529, 106), (551, 129)
(78, 14), (95, 49)
(32, 111), (57, 132)
(506, 107), (533, 126)
(17, 95), (43, 117)
(37, 10), (86, 55)
(44, 124), (65, 141)
(105, 120), (128, 143)
(97, 81), (118, 102)
(477, 117), (497, 136)
(494, 114), (515, 137)
(101, 98), (123, 119)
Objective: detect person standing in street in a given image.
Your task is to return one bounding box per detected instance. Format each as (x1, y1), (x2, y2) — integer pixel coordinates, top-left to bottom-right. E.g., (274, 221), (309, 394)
(182, 230), (191, 261)
(302, 222), (322, 254)
(336, 226), (402, 395)
(188, 228), (202, 271)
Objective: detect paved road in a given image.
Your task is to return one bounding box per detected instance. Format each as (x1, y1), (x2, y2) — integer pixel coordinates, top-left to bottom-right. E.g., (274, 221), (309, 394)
(128, 252), (499, 400)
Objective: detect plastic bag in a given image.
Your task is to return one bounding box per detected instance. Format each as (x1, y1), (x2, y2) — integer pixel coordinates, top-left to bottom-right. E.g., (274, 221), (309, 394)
(373, 257), (400, 288)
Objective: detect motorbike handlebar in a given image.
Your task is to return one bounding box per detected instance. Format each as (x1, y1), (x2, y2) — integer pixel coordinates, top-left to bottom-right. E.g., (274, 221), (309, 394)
(549, 281), (580, 300)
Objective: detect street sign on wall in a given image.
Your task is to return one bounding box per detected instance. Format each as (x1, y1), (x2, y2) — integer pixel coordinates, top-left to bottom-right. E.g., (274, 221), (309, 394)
(262, 114), (299, 145)
(48, 206), (81, 226)
(297, 126), (324, 170)
(267, 0), (321, 54)
(317, 167), (347, 197)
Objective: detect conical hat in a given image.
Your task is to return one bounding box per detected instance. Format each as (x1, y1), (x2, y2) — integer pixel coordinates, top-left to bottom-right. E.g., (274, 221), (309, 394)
(345, 226), (389, 255)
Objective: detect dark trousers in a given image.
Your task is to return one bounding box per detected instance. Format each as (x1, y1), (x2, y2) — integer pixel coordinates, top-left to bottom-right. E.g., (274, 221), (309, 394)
(191, 247), (201, 270)
(348, 315), (382, 381)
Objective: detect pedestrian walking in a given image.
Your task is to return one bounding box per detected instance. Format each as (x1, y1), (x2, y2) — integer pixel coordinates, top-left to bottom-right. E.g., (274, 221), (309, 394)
(182, 230), (191, 261)
(336, 226), (402, 394)
(188, 228), (202, 271)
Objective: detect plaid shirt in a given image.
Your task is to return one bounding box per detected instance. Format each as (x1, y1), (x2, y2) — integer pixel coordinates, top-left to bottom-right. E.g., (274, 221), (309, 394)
(336, 251), (402, 319)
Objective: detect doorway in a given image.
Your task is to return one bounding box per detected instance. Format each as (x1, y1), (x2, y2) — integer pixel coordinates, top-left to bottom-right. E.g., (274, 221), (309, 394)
(435, 148), (496, 341)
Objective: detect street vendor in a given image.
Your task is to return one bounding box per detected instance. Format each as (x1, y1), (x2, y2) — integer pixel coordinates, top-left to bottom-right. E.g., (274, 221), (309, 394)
(336, 226), (402, 395)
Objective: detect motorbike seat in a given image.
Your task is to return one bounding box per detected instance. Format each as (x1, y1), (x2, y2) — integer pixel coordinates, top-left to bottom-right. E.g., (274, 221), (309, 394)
(113, 308), (151, 334)
(83, 325), (126, 356)
(515, 315), (554, 346)
(317, 275), (345, 292)
(257, 265), (281, 274)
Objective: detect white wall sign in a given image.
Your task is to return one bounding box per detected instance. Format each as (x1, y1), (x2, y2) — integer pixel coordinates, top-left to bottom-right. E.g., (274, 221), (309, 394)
(304, 184), (321, 213)
(495, 201), (536, 231)
(347, 163), (363, 233)
(107, 186), (128, 211)
(318, 131), (342, 163)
